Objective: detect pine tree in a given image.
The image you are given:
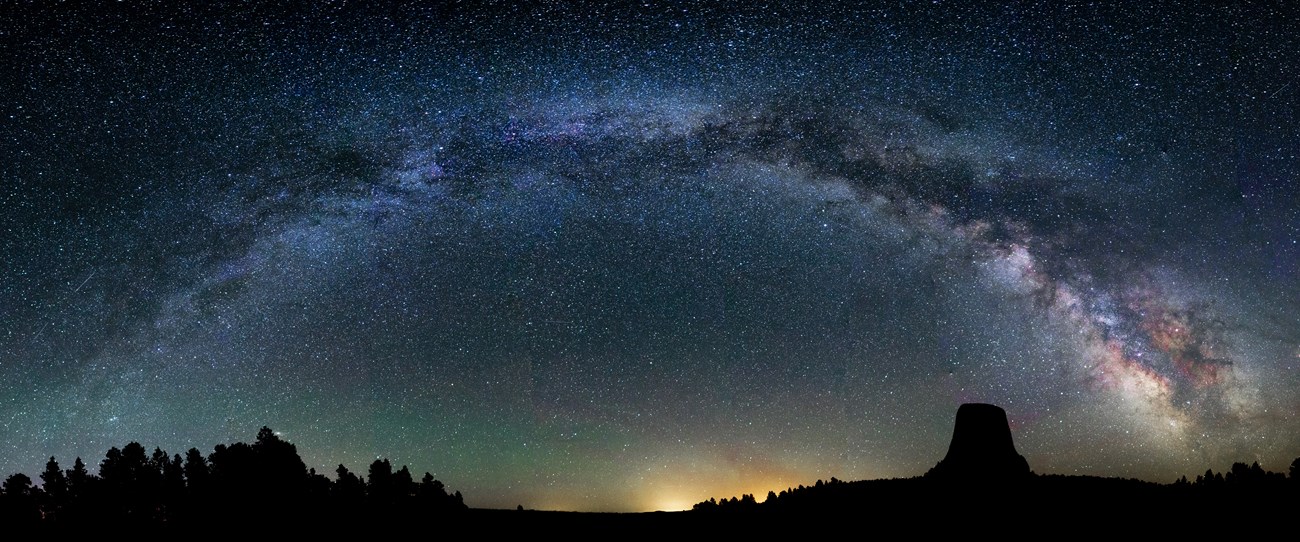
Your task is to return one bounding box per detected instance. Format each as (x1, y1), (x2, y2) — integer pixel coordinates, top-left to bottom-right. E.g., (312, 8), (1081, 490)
(41, 457), (68, 504)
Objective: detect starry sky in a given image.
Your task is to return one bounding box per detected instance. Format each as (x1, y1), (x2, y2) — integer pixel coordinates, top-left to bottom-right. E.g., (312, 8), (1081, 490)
(2, 1), (1298, 511)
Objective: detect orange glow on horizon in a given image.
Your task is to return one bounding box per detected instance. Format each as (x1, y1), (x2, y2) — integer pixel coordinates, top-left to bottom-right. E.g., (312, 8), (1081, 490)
(638, 475), (807, 512)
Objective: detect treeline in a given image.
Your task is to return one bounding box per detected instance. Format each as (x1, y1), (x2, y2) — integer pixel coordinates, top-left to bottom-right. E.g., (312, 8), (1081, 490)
(1173, 460), (1293, 489)
(0, 427), (465, 525)
(693, 477), (853, 512)
(693, 476), (890, 513)
(694, 458), (1300, 513)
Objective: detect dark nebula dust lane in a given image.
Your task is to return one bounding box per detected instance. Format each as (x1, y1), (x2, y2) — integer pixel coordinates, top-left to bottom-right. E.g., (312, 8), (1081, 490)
(2, 2), (1298, 511)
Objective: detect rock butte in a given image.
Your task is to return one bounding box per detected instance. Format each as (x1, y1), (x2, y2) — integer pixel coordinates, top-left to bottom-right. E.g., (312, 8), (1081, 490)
(927, 403), (1031, 482)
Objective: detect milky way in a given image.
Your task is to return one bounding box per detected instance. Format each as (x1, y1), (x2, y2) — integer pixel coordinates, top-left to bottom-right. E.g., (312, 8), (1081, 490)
(2, 2), (1298, 511)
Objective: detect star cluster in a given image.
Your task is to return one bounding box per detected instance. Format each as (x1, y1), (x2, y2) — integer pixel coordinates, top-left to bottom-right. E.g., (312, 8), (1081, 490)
(2, 2), (1297, 511)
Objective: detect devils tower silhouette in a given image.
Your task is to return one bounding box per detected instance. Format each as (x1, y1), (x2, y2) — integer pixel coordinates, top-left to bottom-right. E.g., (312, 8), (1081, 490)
(926, 403), (1031, 482)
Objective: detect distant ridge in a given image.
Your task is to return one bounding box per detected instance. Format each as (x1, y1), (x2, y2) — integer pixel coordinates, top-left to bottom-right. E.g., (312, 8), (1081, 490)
(925, 403), (1030, 482)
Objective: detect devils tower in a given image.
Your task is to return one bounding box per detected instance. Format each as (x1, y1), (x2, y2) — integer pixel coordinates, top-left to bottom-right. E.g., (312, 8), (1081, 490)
(926, 403), (1031, 482)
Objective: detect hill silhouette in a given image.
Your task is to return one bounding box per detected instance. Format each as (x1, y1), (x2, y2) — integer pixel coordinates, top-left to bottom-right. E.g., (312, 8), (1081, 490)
(693, 403), (1299, 529)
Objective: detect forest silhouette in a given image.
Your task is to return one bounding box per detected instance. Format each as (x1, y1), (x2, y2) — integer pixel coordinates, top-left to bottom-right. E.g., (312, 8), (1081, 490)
(0, 426), (465, 526)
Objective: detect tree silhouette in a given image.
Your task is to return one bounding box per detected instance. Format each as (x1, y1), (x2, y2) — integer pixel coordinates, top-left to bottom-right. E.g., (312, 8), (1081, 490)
(367, 458), (395, 505)
(99, 447), (122, 484)
(305, 467), (332, 504)
(1, 473), (39, 524)
(207, 441), (259, 518)
(63, 456), (91, 520)
(40, 457), (67, 504)
(394, 465), (415, 499)
(419, 472), (447, 500)
(162, 452), (185, 511)
(2, 473), (33, 497)
(94, 442), (161, 520)
(183, 448), (209, 493)
(251, 426), (310, 513)
(334, 464), (366, 504)
(38, 457), (68, 521)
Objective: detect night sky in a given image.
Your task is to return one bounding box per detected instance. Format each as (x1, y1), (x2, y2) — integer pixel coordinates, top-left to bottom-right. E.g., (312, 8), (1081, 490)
(2, 1), (1298, 512)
